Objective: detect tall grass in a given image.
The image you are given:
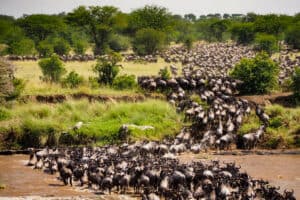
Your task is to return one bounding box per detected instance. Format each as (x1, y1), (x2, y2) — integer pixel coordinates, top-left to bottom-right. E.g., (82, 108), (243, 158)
(0, 99), (182, 149)
(13, 58), (180, 96)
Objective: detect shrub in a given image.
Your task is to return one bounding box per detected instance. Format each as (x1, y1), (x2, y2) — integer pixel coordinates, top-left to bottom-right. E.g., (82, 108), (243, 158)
(112, 74), (137, 90)
(0, 108), (11, 121)
(108, 34), (130, 52)
(73, 40), (88, 55)
(88, 77), (100, 89)
(61, 71), (84, 88)
(53, 38), (70, 56)
(6, 78), (25, 100)
(93, 52), (122, 85)
(254, 33), (278, 55)
(37, 40), (53, 57)
(292, 67), (300, 101)
(132, 28), (166, 55)
(38, 54), (66, 83)
(8, 38), (36, 55)
(230, 52), (279, 94)
(159, 67), (171, 80)
(285, 23), (300, 49)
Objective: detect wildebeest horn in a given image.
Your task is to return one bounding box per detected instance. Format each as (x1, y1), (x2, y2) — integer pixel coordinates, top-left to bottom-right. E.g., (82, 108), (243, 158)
(276, 186), (280, 190)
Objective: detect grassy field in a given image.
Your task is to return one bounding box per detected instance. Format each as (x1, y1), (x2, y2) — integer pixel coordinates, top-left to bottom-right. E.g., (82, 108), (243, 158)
(239, 104), (300, 148)
(0, 99), (183, 149)
(13, 58), (180, 95)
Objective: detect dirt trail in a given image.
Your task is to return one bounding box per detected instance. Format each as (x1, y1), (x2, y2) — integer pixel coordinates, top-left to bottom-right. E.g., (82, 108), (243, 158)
(179, 153), (300, 198)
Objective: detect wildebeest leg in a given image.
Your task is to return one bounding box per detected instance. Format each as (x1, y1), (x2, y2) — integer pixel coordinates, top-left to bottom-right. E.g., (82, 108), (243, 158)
(69, 177), (72, 186)
(63, 178), (67, 185)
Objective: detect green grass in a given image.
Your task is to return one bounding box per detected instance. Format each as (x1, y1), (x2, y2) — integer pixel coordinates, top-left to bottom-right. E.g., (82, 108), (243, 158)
(0, 99), (183, 149)
(239, 104), (300, 148)
(13, 58), (180, 96)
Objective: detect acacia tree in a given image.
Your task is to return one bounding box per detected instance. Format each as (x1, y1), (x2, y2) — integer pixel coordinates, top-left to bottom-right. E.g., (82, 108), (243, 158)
(17, 14), (67, 43)
(128, 5), (171, 33)
(67, 6), (119, 55)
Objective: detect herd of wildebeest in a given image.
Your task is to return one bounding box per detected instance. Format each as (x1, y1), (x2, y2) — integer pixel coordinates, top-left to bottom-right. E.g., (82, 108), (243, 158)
(24, 42), (299, 199)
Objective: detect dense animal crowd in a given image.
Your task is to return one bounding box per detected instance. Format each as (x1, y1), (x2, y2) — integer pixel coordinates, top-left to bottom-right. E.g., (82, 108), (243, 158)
(138, 63), (269, 151)
(161, 43), (300, 84)
(27, 146), (296, 199)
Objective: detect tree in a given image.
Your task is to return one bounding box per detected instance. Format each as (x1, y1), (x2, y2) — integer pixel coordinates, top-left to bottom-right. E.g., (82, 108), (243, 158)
(230, 22), (255, 44)
(67, 6), (119, 55)
(209, 20), (229, 41)
(38, 54), (66, 83)
(285, 23), (300, 49)
(230, 52), (279, 94)
(17, 14), (67, 43)
(184, 14), (196, 22)
(132, 28), (166, 55)
(253, 14), (285, 36)
(292, 67), (300, 101)
(8, 38), (36, 55)
(254, 33), (278, 55)
(93, 52), (122, 85)
(128, 5), (171, 33)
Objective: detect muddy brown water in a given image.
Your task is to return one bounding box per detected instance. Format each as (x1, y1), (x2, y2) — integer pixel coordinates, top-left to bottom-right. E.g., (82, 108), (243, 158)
(0, 154), (299, 199)
(179, 153), (300, 199)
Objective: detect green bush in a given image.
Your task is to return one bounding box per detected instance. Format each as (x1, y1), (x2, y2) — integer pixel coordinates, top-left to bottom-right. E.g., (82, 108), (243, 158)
(230, 52), (279, 94)
(108, 34), (130, 52)
(93, 52), (122, 85)
(8, 38), (36, 55)
(285, 23), (300, 49)
(112, 74), (137, 90)
(269, 116), (284, 128)
(0, 108), (11, 121)
(73, 40), (88, 55)
(38, 54), (66, 83)
(254, 33), (278, 55)
(61, 71), (84, 88)
(292, 67), (300, 101)
(132, 28), (166, 55)
(6, 78), (25, 100)
(53, 38), (71, 56)
(37, 40), (54, 57)
(159, 67), (171, 80)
